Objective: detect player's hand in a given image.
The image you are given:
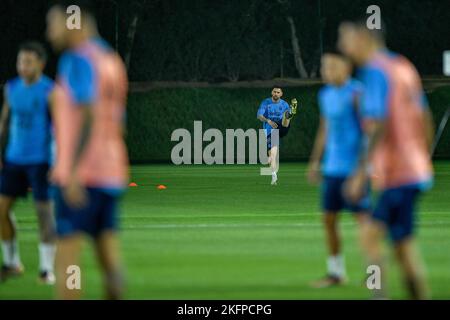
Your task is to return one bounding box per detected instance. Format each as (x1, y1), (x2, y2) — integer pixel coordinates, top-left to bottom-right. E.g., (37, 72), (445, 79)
(63, 176), (87, 209)
(307, 161), (321, 184)
(344, 169), (367, 203)
(267, 120), (278, 129)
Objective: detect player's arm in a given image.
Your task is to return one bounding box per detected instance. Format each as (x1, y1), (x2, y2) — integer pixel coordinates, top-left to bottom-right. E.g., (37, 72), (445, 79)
(345, 118), (386, 203)
(350, 86), (376, 160)
(307, 117), (326, 184)
(73, 105), (93, 167)
(61, 103), (93, 208)
(257, 101), (277, 128)
(345, 69), (388, 202)
(258, 114), (278, 128)
(257, 114), (267, 122)
(66, 55), (95, 172)
(60, 54), (95, 207)
(360, 119), (385, 167)
(0, 87), (11, 166)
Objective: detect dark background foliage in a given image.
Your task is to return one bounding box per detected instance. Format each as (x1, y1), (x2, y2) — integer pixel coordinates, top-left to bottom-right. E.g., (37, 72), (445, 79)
(1, 0), (450, 83)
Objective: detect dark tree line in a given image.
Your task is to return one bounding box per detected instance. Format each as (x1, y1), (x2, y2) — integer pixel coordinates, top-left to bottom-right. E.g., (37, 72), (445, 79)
(1, 0), (450, 83)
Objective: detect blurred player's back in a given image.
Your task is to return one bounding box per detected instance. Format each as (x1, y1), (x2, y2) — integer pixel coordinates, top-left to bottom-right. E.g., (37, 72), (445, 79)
(53, 39), (129, 189)
(361, 52), (432, 189)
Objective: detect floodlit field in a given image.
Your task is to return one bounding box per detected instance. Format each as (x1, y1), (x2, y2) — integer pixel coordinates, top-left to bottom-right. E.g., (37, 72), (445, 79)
(1, 162), (449, 299)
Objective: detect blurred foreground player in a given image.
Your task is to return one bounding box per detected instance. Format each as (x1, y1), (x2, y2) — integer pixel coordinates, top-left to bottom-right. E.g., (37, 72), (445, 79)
(307, 52), (369, 287)
(257, 87), (298, 185)
(46, 1), (129, 299)
(0, 42), (56, 284)
(339, 21), (434, 299)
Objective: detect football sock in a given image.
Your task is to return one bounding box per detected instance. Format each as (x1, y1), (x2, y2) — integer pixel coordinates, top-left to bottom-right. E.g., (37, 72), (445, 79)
(1, 241), (11, 266)
(271, 171), (278, 185)
(2, 239), (21, 267)
(39, 243), (56, 273)
(327, 255), (346, 278)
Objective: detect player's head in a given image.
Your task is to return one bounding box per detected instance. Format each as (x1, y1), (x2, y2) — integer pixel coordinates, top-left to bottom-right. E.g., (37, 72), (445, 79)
(46, 0), (97, 52)
(271, 86), (283, 102)
(320, 51), (352, 85)
(337, 19), (386, 66)
(17, 41), (47, 82)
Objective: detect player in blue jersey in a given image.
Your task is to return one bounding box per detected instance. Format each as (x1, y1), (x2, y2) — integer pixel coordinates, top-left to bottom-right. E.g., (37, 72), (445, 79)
(0, 42), (56, 284)
(257, 87), (298, 185)
(307, 52), (370, 287)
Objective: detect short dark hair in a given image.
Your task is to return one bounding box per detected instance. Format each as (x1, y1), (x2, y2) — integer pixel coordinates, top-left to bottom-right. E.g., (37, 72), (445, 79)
(346, 18), (387, 44)
(272, 85), (283, 91)
(19, 41), (47, 62)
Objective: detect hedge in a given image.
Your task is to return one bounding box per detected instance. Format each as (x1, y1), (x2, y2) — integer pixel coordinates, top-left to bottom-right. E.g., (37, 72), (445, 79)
(126, 86), (450, 163)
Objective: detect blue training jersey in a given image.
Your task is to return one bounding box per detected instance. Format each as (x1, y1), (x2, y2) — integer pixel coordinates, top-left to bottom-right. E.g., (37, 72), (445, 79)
(257, 98), (290, 136)
(57, 38), (112, 107)
(357, 50), (428, 120)
(5, 75), (54, 165)
(318, 79), (364, 177)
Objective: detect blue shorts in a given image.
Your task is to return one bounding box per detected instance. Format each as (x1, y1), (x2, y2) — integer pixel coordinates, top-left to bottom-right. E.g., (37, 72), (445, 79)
(321, 176), (371, 213)
(0, 162), (50, 201)
(267, 122), (290, 150)
(372, 185), (421, 243)
(54, 187), (120, 238)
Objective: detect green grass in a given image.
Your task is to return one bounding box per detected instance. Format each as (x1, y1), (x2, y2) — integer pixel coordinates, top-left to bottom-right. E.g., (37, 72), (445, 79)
(1, 162), (450, 299)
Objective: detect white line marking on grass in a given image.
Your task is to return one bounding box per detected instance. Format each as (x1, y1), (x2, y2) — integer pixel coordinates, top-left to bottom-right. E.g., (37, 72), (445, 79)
(124, 211), (450, 220)
(17, 220), (450, 232)
(125, 213), (316, 219)
(124, 220), (450, 230)
(124, 222), (354, 229)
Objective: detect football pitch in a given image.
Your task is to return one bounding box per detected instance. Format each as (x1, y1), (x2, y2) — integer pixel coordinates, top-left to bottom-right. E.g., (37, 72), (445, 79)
(1, 162), (449, 300)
